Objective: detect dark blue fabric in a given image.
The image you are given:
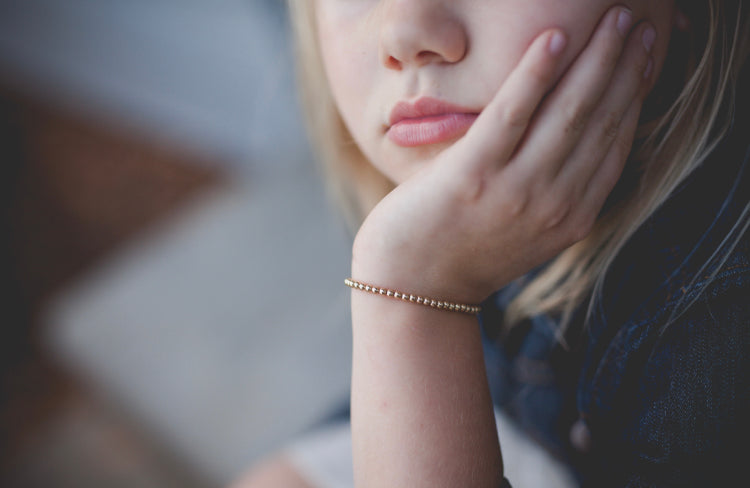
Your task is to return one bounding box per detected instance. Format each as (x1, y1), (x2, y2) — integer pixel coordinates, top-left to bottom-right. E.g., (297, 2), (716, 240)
(481, 80), (750, 487)
(321, 120), (749, 487)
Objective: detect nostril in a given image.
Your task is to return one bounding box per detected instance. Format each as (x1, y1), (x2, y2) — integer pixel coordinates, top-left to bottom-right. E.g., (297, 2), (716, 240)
(385, 55), (403, 71)
(379, 5), (468, 69)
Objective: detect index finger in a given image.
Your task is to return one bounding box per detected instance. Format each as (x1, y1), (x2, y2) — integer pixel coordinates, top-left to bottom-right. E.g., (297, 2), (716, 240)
(459, 28), (569, 170)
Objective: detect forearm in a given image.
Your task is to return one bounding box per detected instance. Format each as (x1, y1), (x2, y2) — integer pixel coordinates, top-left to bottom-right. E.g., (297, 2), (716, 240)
(350, 288), (503, 488)
(347, 7), (655, 486)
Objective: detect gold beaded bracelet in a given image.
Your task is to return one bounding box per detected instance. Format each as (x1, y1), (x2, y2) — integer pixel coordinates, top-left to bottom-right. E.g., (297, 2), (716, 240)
(344, 278), (482, 315)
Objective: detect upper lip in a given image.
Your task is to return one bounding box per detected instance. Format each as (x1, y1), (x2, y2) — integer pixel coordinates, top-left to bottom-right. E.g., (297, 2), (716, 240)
(388, 97), (478, 127)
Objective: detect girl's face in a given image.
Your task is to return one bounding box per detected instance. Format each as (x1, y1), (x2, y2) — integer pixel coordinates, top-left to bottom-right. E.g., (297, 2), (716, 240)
(315, 0), (675, 185)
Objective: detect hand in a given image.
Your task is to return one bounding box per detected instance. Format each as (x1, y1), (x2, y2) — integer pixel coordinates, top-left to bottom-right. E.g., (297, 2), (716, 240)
(352, 7), (656, 304)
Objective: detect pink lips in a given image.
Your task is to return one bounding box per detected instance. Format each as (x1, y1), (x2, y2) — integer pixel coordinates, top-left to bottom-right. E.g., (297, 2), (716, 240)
(387, 97), (479, 147)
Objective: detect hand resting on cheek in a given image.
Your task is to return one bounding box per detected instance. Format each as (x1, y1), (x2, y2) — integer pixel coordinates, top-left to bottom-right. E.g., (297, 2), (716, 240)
(352, 7), (657, 305)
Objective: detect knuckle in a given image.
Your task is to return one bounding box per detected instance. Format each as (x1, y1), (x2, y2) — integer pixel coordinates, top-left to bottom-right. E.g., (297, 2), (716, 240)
(568, 212), (596, 242)
(600, 111), (621, 141)
(612, 134), (634, 162)
(538, 194), (573, 229)
(569, 181), (587, 200)
(500, 101), (532, 129)
(451, 167), (488, 204)
(563, 102), (591, 135)
(500, 185), (530, 217)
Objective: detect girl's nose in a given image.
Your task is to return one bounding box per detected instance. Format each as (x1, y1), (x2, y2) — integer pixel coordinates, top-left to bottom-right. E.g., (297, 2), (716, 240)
(379, 0), (468, 70)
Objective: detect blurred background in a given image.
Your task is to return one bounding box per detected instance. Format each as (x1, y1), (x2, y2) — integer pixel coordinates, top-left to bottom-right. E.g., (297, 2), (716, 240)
(0, 1), (353, 486)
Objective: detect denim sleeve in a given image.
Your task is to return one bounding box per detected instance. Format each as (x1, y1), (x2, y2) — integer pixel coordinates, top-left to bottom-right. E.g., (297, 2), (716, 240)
(581, 283), (750, 487)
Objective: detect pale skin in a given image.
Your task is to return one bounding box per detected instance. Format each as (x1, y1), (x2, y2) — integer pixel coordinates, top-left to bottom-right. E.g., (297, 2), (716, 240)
(236, 0), (677, 487)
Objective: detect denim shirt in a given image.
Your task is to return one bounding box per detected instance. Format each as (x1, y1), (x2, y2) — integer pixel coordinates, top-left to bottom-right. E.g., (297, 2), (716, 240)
(481, 101), (750, 486)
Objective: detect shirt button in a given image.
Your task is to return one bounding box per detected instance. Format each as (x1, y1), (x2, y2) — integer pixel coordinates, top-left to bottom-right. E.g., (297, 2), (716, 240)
(570, 418), (592, 453)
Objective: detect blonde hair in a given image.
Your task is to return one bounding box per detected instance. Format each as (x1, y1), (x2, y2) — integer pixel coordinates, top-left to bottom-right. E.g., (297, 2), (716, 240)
(287, 0), (750, 329)
(287, 1), (393, 229)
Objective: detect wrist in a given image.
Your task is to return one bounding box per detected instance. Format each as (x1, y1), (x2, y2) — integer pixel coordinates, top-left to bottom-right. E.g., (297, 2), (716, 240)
(351, 236), (492, 306)
(345, 278), (483, 315)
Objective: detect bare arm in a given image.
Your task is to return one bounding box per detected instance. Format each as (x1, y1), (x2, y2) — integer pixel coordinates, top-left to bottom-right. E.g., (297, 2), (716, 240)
(350, 7), (656, 488)
(351, 295), (501, 487)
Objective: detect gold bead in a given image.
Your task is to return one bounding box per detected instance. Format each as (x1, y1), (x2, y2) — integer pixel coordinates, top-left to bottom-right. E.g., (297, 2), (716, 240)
(345, 278), (479, 315)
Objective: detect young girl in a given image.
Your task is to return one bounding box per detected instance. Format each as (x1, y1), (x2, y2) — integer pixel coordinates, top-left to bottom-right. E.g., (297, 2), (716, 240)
(238, 0), (749, 486)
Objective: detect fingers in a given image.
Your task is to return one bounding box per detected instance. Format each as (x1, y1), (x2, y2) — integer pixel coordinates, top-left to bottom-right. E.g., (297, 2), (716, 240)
(513, 7), (637, 180)
(461, 28), (568, 169)
(581, 95), (642, 216)
(555, 21), (655, 192)
(452, 4), (657, 244)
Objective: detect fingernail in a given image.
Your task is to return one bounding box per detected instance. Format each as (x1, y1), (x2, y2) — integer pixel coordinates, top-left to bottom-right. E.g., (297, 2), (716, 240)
(616, 8), (633, 36)
(642, 26), (656, 52)
(548, 31), (567, 56)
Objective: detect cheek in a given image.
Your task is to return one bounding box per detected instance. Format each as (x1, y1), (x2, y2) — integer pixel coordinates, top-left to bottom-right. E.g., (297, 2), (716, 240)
(475, 0), (674, 88)
(468, 2), (603, 95)
(316, 9), (379, 141)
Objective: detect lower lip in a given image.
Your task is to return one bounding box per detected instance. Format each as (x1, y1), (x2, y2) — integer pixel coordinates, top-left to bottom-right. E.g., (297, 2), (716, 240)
(387, 113), (478, 147)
